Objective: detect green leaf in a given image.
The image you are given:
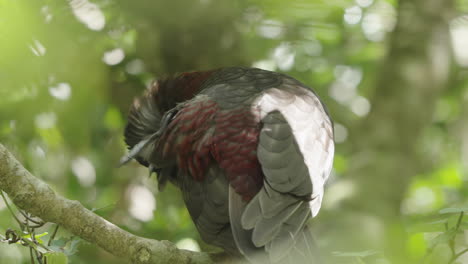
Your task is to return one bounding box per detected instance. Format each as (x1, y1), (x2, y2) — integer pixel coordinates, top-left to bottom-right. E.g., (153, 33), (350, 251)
(354, 257), (367, 264)
(332, 250), (379, 257)
(406, 219), (448, 233)
(49, 237), (68, 249)
(439, 208), (468, 214)
(34, 232), (48, 239)
(459, 222), (468, 230)
(49, 237), (81, 256)
(64, 237), (81, 256)
(44, 252), (68, 264)
(22, 232), (48, 244)
(429, 228), (459, 248)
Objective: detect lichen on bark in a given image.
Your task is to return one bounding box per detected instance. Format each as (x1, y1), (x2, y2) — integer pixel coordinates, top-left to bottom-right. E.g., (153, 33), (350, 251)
(0, 143), (213, 264)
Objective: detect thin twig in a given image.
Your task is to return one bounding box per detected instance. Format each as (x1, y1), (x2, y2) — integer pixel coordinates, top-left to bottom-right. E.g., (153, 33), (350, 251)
(455, 212), (464, 230)
(48, 225), (59, 247)
(1, 191), (23, 229)
(18, 211), (51, 257)
(24, 214), (43, 264)
(19, 210), (45, 226)
(23, 223), (45, 229)
(449, 213), (465, 260)
(29, 247), (35, 264)
(448, 248), (468, 264)
(0, 143), (213, 264)
(23, 216), (34, 243)
(449, 241), (456, 259)
(34, 250), (43, 264)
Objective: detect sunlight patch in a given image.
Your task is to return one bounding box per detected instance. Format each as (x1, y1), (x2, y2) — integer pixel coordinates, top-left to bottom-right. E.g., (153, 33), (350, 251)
(35, 112), (56, 129)
(273, 42), (295, 71)
(71, 156), (96, 187)
(350, 96), (371, 117)
(127, 185), (156, 222)
(334, 123), (348, 143)
(252, 59), (276, 71)
(30, 40), (46, 56)
(103, 48), (125, 65)
(49, 83), (72, 101)
(70, 0), (105, 31)
(450, 16), (468, 67)
(176, 238), (200, 252)
(257, 19), (284, 39)
(344, 6), (362, 25)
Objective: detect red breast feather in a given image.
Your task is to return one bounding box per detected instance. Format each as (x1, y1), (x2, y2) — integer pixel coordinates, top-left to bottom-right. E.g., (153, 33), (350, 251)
(158, 97), (264, 200)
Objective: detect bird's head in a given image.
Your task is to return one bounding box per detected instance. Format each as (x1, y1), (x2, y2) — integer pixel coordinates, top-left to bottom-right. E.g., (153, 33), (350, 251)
(120, 86), (164, 168)
(120, 70), (214, 168)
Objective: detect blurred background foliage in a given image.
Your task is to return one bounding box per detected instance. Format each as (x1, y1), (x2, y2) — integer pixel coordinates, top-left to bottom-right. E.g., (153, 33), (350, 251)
(1, 0), (468, 263)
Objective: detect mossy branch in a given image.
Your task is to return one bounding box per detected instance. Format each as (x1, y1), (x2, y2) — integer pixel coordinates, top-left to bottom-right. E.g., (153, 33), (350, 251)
(0, 143), (213, 264)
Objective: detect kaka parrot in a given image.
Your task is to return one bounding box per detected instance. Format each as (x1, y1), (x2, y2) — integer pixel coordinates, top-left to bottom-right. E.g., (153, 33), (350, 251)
(121, 67), (334, 263)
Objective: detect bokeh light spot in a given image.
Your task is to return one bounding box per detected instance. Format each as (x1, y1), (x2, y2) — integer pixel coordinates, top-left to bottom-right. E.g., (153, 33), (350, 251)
(356, 0), (374, 8)
(257, 19), (284, 39)
(273, 43), (295, 71)
(334, 123), (348, 143)
(127, 185), (156, 222)
(344, 6), (362, 25)
(252, 59), (276, 71)
(125, 59), (145, 75)
(35, 112), (56, 129)
(350, 96), (371, 117)
(71, 156), (96, 187)
(103, 48), (125, 65)
(450, 16), (468, 67)
(30, 40), (46, 56)
(176, 238), (201, 252)
(49, 82), (72, 101)
(70, 0), (106, 31)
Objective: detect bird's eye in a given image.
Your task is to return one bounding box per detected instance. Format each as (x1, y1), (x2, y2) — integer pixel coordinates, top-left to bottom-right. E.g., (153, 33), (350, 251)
(160, 108), (179, 129)
(166, 108), (178, 121)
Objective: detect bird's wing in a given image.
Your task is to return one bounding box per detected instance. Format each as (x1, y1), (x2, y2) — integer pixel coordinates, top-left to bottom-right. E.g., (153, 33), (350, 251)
(253, 86), (334, 214)
(235, 85), (334, 263)
(178, 165), (239, 255)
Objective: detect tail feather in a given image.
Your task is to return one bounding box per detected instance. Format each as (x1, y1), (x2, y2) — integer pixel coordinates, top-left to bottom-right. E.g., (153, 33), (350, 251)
(238, 183), (322, 264)
(274, 226), (320, 264)
(267, 202), (311, 261)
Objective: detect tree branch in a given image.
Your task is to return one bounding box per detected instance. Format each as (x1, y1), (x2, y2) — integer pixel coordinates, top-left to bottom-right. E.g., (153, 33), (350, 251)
(0, 143), (213, 264)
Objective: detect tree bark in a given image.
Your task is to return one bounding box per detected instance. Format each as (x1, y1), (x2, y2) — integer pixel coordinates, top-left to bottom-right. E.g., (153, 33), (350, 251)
(0, 143), (213, 264)
(332, 0), (455, 261)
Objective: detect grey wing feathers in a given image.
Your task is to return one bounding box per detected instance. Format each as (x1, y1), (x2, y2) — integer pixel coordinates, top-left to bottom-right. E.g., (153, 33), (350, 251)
(177, 166), (239, 255)
(229, 187), (269, 263)
(238, 111), (320, 263)
(256, 111), (312, 196)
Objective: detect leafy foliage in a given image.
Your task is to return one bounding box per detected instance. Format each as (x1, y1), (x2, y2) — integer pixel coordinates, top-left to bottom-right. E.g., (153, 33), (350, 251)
(1, 0), (468, 263)
(0, 191), (82, 264)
